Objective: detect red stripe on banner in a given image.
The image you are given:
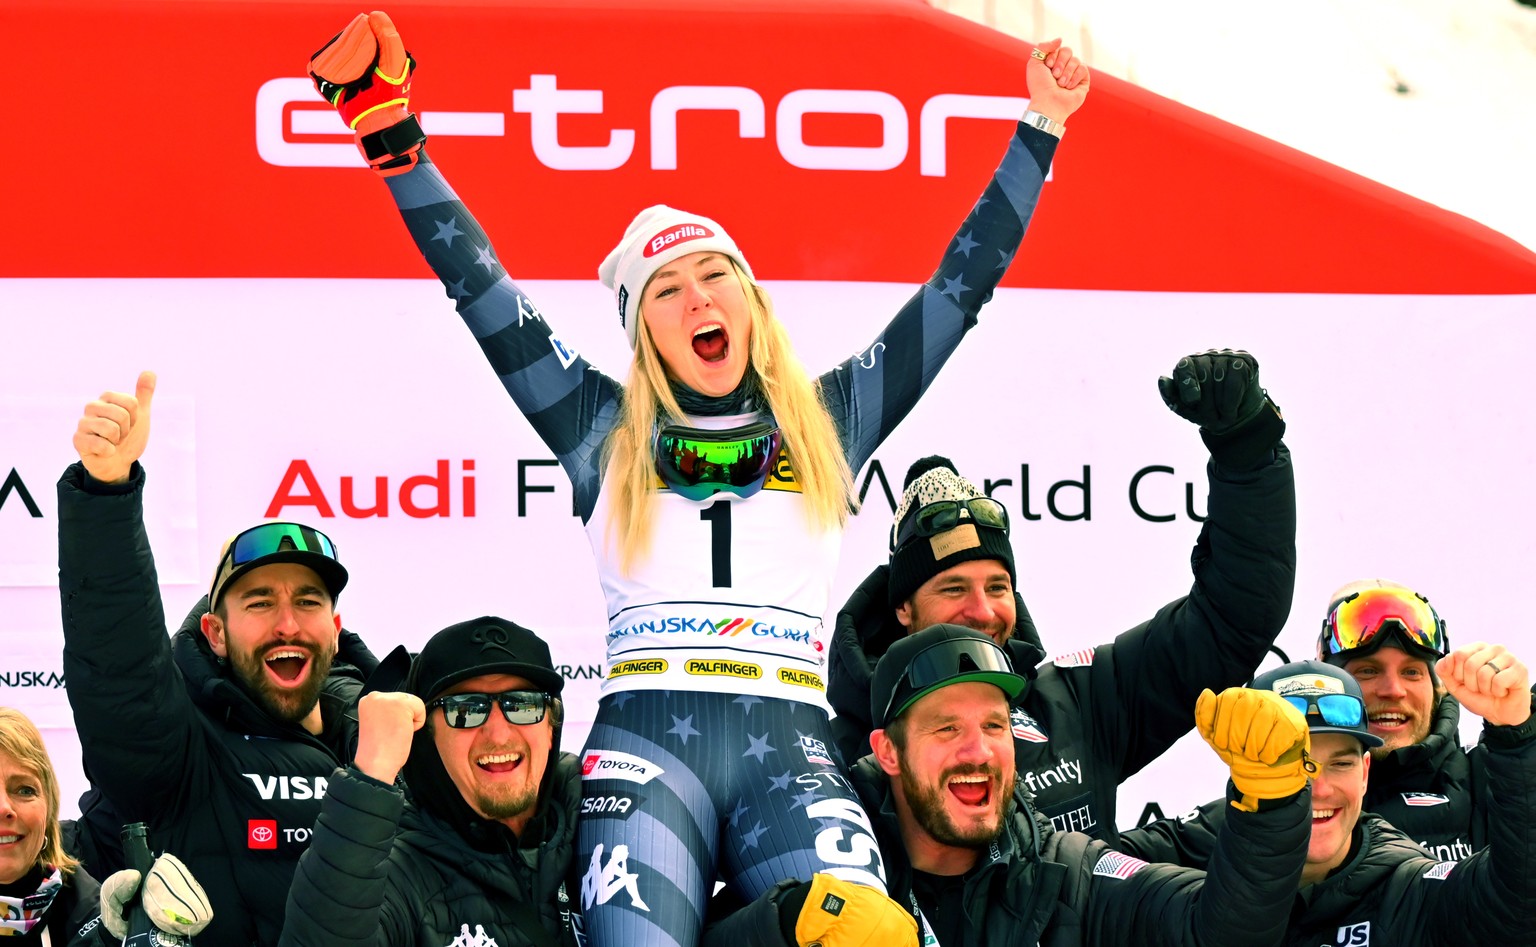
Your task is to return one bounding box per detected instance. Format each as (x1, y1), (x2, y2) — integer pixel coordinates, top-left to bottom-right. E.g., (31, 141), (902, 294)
(6, 0), (1536, 291)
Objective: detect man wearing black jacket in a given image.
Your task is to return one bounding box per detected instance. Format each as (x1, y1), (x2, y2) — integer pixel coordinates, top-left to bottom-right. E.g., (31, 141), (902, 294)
(713, 625), (1314, 947)
(60, 371), (373, 946)
(828, 349), (1295, 844)
(1121, 651), (1536, 945)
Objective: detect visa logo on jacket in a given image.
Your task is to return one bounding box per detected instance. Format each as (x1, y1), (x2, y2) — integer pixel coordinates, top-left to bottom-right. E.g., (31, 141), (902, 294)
(243, 773), (329, 800)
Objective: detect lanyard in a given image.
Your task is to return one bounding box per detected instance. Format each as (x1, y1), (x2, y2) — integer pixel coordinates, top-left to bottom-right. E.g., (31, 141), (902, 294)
(908, 890), (938, 946)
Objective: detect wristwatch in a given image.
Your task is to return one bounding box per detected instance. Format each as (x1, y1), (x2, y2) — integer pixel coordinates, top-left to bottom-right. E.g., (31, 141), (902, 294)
(1021, 109), (1066, 139)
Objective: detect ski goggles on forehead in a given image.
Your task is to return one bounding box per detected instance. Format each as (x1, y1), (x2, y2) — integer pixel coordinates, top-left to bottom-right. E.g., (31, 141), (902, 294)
(881, 635), (1023, 726)
(653, 421), (783, 502)
(1319, 587), (1448, 658)
(429, 691), (552, 729)
(209, 522), (340, 602)
(1282, 693), (1368, 730)
(892, 497), (1010, 551)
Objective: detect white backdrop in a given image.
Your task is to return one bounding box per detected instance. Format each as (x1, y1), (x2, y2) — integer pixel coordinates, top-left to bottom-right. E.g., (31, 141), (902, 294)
(4, 276), (1531, 829)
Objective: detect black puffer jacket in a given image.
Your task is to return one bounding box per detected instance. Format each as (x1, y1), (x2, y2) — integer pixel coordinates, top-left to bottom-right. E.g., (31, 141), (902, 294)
(828, 447), (1297, 845)
(1277, 724), (1536, 946)
(2, 868), (109, 947)
(709, 757), (1310, 947)
(281, 757), (583, 947)
(58, 462), (371, 947)
(1121, 693), (1510, 867)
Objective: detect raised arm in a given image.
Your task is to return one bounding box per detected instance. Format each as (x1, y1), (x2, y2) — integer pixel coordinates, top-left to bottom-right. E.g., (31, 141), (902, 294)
(1092, 350), (1295, 779)
(1087, 687), (1312, 947)
(1420, 644), (1536, 944)
(309, 11), (622, 519)
(819, 40), (1088, 469)
(281, 691), (425, 947)
(59, 372), (212, 818)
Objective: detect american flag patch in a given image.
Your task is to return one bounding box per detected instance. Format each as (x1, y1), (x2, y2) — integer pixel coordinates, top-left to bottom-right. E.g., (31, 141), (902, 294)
(1053, 648), (1096, 669)
(1401, 793), (1449, 807)
(1011, 708), (1049, 743)
(1422, 862), (1456, 881)
(1092, 851), (1149, 880)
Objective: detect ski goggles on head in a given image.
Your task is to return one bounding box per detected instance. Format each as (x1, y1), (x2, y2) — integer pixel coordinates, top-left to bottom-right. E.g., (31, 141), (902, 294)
(892, 497), (1010, 551)
(653, 421), (783, 502)
(1281, 693), (1368, 730)
(208, 522), (344, 607)
(1319, 587), (1448, 659)
(429, 690), (552, 729)
(880, 634), (1026, 727)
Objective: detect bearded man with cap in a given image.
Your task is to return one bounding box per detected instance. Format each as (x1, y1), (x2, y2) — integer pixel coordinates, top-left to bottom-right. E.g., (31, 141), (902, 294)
(712, 625), (1316, 947)
(828, 349), (1295, 846)
(59, 372), (376, 946)
(303, 10), (1093, 947)
(1122, 655), (1536, 945)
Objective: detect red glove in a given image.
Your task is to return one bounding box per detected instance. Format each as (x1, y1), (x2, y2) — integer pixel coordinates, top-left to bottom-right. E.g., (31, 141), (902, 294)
(308, 11), (424, 176)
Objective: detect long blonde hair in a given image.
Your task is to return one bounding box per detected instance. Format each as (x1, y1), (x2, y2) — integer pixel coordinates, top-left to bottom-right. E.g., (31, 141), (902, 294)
(603, 262), (854, 572)
(0, 708), (78, 877)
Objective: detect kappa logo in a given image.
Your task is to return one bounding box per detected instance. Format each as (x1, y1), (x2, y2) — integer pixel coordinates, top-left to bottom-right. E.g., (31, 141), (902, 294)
(644, 223), (714, 257)
(444, 923), (499, 947)
(798, 735), (835, 766)
(581, 749), (665, 784)
(1401, 792), (1450, 807)
(1010, 707), (1049, 743)
(1333, 921), (1370, 945)
(247, 819), (278, 850)
(581, 844), (650, 912)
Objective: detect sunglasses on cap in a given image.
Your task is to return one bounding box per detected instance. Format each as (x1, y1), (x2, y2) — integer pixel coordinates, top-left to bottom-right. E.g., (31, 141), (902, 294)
(891, 497), (1010, 552)
(1281, 693), (1368, 730)
(209, 522), (340, 604)
(429, 691), (552, 729)
(1319, 587), (1448, 659)
(881, 634), (1022, 727)
(654, 421), (784, 502)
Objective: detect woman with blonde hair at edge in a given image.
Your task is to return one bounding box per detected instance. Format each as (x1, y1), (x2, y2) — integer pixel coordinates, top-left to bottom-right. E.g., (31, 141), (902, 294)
(307, 10), (1088, 945)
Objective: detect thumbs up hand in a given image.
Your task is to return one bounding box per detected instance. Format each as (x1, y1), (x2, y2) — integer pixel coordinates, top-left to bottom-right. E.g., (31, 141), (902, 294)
(73, 370), (156, 484)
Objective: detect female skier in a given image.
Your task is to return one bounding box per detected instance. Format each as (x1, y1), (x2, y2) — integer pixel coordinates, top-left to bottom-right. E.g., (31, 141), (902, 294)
(307, 12), (1088, 945)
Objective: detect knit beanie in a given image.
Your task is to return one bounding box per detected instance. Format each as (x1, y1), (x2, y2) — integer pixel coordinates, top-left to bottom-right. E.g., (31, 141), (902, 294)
(888, 456), (1016, 609)
(597, 205), (755, 349)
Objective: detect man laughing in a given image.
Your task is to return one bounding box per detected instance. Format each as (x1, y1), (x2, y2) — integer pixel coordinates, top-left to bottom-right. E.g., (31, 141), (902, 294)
(59, 371), (375, 946)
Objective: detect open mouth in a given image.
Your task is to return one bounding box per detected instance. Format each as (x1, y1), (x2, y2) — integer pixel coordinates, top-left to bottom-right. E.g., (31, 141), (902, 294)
(264, 649), (312, 685)
(477, 751), (525, 775)
(947, 773), (992, 808)
(1312, 807), (1339, 826)
(691, 323), (729, 363)
(0, 835), (21, 845)
(1368, 711), (1409, 733)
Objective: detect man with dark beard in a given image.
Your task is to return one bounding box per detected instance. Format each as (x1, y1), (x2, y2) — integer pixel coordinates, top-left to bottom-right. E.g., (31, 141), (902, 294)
(710, 625), (1316, 946)
(59, 371), (374, 947)
(827, 349), (1296, 847)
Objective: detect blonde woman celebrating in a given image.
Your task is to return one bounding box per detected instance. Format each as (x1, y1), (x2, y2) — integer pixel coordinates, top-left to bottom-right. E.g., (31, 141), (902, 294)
(308, 11), (1088, 945)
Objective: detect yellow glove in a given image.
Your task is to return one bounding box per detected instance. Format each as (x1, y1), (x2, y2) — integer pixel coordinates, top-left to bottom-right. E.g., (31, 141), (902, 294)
(1196, 687), (1316, 812)
(794, 874), (917, 947)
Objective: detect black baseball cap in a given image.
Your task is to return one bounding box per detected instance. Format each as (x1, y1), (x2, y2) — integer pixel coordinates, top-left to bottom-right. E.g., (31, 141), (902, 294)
(409, 617), (564, 701)
(871, 624), (1027, 728)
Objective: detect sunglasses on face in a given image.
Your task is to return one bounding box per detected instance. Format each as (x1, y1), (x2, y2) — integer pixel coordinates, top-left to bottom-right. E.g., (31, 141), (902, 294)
(653, 421), (784, 502)
(891, 497), (1010, 551)
(1319, 587), (1448, 658)
(429, 690), (551, 729)
(881, 635), (1021, 726)
(1281, 693), (1368, 730)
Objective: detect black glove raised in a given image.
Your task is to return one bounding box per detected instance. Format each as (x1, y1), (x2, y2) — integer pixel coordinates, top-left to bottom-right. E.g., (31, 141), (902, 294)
(1158, 349), (1284, 469)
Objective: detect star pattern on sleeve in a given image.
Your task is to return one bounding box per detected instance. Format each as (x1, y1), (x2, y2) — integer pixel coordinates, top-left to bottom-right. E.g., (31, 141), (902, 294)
(952, 231), (979, 257)
(939, 275), (972, 300)
(431, 218), (464, 247)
